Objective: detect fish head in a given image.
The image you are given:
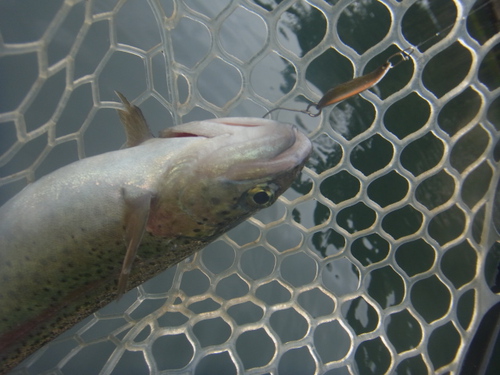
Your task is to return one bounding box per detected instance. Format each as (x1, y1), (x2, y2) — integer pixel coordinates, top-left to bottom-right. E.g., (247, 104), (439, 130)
(152, 117), (312, 239)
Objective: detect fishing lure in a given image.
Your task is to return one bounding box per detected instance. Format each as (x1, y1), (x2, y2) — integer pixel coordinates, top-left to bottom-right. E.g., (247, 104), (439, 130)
(263, 49), (410, 118)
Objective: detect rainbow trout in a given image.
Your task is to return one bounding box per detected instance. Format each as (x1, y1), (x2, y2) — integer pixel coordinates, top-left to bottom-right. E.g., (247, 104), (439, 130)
(0, 94), (312, 373)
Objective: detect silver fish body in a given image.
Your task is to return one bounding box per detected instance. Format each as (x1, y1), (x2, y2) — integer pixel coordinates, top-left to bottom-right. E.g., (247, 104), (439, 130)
(0, 96), (312, 373)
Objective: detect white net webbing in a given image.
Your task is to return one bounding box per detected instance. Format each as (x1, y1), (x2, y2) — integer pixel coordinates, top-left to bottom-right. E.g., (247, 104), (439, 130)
(1, 0), (499, 374)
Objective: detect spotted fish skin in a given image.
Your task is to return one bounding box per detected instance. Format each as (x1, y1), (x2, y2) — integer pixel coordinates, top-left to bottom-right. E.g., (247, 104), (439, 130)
(0, 95), (312, 373)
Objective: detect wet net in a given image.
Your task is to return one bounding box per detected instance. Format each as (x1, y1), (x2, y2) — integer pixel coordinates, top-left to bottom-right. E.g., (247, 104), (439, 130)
(1, 0), (499, 374)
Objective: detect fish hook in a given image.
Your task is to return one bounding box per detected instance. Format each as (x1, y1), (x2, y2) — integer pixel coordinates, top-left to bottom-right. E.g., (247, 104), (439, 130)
(263, 106), (321, 118)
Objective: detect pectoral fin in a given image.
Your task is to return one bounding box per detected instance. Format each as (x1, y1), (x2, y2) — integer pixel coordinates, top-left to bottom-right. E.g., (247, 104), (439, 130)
(116, 91), (153, 147)
(117, 190), (152, 299)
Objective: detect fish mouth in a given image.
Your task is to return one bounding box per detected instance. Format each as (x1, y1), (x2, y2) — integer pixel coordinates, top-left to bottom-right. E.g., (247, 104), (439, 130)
(162, 117), (312, 181)
(221, 119), (313, 181)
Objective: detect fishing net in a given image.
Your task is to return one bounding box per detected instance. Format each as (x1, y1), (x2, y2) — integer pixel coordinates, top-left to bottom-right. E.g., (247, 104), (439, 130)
(1, 0), (499, 374)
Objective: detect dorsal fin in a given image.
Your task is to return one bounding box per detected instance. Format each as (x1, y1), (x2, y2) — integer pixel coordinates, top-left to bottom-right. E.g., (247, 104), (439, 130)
(115, 92), (153, 147)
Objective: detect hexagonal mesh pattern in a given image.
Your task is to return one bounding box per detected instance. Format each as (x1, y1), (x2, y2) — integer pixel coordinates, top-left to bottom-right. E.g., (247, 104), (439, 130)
(1, 0), (499, 374)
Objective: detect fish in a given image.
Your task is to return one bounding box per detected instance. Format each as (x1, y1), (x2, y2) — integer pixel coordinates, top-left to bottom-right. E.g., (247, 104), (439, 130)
(0, 93), (312, 373)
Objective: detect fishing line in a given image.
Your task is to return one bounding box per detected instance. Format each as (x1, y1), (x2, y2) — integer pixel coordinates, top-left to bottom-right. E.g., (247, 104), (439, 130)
(263, 0), (494, 119)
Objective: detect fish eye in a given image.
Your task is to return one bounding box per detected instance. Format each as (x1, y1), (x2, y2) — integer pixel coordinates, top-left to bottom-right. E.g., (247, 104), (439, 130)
(247, 185), (274, 207)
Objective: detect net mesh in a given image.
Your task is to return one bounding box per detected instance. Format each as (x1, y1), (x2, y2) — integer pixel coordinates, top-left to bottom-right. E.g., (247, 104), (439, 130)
(1, 0), (499, 374)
